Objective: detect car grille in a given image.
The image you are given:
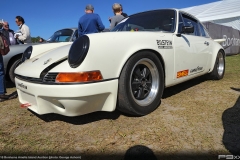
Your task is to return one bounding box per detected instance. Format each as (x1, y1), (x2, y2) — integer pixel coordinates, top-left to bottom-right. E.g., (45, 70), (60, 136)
(16, 75), (43, 83)
(43, 73), (58, 82)
(16, 73), (59, 84)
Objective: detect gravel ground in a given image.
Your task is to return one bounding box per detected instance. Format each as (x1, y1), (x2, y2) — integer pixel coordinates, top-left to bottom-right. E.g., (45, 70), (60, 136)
(0, 55), (239, 160)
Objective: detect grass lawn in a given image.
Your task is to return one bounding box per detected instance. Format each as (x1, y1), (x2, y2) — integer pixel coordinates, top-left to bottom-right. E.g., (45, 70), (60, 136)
(0, 54), (239, 159)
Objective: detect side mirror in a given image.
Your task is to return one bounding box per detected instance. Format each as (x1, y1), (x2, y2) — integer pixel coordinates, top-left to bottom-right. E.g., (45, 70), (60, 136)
(182, 26), (194, 34)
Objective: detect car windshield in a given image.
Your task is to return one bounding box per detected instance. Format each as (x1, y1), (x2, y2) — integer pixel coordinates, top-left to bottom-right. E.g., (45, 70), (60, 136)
(47, 29), (73, 42)
(111, 10), (176, 32)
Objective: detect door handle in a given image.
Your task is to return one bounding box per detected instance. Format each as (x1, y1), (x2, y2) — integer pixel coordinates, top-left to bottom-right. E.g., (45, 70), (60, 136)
(204, 41), (209, 46)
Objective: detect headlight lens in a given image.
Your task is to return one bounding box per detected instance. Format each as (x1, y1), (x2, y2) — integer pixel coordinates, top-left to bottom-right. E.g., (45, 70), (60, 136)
(68, 35), (90, 68)
(21, 46), (33, 63)
(55, 71), (103, 83)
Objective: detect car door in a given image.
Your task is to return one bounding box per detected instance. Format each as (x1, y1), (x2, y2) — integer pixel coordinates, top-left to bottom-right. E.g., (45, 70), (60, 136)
(173, 13), (210, 80)
(198, 22), (213, 70)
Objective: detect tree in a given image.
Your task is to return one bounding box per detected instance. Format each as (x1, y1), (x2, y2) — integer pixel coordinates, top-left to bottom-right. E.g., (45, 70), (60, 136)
(31, 36), (41, 43)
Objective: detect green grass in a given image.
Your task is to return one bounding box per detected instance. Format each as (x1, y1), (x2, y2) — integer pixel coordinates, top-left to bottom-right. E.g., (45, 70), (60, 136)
(226, 54), (240, 70)
(0, 54), (239, 159)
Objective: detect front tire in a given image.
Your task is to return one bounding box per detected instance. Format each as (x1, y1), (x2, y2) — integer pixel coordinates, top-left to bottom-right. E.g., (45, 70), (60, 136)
(209, 51), (225, 80)
(9, 59), (21, 83)
(117, 51), (164, 116)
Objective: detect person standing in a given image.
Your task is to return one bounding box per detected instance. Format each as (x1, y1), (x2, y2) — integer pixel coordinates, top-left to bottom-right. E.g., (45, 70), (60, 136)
(39, 37), (45, 43)
(15, 16), (31, 44)
(109, 3), (125, 30)
(109, 3), (128, 21)
(78, 4), (105, 37)
(119, 4), (128, 18)
(0, 32), (9, 101)
(2, 21), (16, 45)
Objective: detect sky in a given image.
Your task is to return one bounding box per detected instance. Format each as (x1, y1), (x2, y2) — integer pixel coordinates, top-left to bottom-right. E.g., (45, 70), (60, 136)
(0, 0), (221, 40)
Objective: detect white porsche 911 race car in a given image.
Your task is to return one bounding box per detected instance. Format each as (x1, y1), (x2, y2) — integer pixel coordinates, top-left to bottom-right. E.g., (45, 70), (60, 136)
(15, 9), (225, 116)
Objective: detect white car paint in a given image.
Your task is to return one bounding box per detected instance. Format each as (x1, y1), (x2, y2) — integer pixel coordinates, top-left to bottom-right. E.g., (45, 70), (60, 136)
(15, 78), (118, 116)
(14, 9), (225, 116)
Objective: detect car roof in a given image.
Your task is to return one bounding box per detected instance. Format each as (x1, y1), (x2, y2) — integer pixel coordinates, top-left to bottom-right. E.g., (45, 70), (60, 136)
(56, 28), (77, 31)
(129, 8), (200, 23)
(130, 8), (178, 17)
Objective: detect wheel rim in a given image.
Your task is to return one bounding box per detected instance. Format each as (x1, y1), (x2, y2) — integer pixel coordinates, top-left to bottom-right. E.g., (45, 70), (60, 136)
(130, 58), (159, 106)
(217, 52), (224, 76)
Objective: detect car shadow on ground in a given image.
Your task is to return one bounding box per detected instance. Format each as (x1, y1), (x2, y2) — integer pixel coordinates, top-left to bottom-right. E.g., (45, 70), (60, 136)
(222, 87), (240, 155)
(30, 109), (121, 125)
(162, 76), (207, 99)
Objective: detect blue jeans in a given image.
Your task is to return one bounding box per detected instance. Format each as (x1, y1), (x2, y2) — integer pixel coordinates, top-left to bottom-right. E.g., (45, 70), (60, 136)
(0, 55), (6, 95)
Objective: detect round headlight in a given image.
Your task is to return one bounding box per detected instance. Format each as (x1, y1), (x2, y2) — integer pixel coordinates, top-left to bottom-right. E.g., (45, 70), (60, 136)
(21, 46), (33, 63)
(68, 35), (90, 68)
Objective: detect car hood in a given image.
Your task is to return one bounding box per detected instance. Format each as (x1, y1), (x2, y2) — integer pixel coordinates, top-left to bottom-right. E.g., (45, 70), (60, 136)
(15, 43), (72, 78)
(7, 43), (36, 56)
(15, 31), (167, 78)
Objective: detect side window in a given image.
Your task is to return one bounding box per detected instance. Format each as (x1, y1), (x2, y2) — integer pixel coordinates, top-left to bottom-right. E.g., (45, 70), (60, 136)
(198, 23), (206, 37)
(178, 13), (184, 33)
(58, 36), (71, 42)
(198, 23), (210, 38)
(47, 29), (73, 42)
(182, 14), (200, 36)
(204, 28), (210, 38)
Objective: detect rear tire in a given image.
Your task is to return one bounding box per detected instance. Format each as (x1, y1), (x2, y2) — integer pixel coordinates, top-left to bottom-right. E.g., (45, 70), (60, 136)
(9, 59), (21, 83)
(209, 51), (225, 80)
(117, 51), (164, 116)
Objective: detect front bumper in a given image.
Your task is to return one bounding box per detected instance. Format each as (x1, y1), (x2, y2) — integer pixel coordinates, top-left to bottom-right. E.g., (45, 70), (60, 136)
(15, 77), (118, 116)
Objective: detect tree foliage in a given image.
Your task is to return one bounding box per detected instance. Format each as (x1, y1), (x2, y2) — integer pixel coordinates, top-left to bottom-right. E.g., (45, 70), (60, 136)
(31, 36), (41, 43)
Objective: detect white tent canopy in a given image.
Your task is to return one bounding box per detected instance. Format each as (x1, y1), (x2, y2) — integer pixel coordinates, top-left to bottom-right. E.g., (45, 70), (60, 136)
(181, 0), (240, 30)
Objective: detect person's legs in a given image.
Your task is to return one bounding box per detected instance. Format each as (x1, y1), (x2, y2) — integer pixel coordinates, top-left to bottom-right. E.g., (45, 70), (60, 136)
(0, 55), (8, 100)
(0, 55), (5, 94)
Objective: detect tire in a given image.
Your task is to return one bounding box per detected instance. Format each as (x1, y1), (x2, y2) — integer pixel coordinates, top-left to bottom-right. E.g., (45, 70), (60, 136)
(9, 59), (22, 83)
(209, 51), (225, 80)
(117, 51), (164, 116)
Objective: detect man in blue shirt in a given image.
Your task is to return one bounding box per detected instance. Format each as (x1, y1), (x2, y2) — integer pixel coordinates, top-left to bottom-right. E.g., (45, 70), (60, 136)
(78, 4), (105, 37)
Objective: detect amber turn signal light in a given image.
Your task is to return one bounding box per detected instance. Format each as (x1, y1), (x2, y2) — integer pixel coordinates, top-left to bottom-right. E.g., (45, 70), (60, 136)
(55, 71), (103, 83)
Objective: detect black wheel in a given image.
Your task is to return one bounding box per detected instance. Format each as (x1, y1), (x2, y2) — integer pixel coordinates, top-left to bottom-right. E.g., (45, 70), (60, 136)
(117, 51), (164, 116)
(209, 51), (225, 80)
(9, 59), (21, 83)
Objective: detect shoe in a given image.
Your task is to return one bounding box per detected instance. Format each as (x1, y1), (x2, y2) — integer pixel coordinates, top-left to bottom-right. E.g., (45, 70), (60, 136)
(8, 94), (18, 99)
(0, 98), (6, 102)
(0, 94), (9, 99)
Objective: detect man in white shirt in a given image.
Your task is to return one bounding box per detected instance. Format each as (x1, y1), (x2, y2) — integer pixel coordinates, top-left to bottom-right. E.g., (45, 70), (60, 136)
(15, 16), (31, 44)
